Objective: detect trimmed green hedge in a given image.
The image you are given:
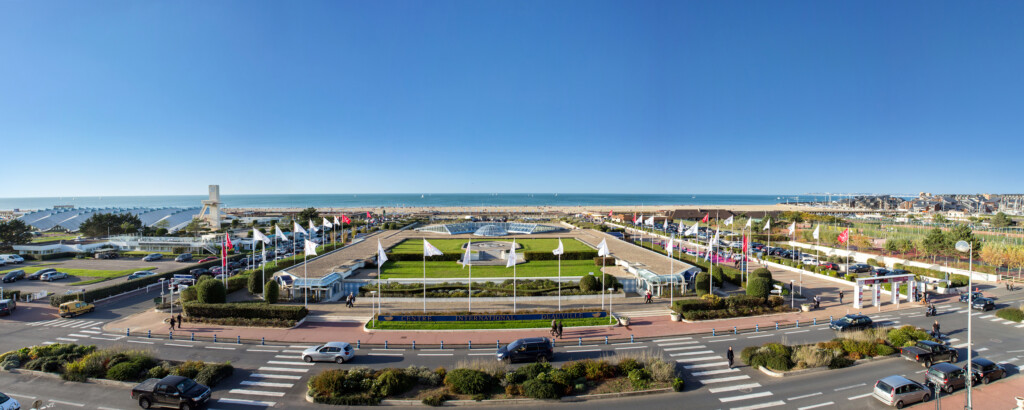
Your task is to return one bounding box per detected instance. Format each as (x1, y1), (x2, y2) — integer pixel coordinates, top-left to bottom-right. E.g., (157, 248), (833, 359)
(182, 302), (307, 321)
(997, 308), (1024, 323)
(524, 251), (598, 261)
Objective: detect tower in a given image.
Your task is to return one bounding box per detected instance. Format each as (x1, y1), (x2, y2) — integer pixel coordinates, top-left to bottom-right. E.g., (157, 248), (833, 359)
(198, 185), (223, 229)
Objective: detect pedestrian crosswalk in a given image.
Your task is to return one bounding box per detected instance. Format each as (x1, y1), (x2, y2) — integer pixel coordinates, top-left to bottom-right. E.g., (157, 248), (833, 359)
(209, 344), (316, 408)
(654, 338), (782, 410)
(26, 319), (105, 329)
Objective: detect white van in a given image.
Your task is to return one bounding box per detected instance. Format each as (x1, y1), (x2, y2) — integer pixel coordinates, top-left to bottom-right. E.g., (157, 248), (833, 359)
(0, 255), (23, 264)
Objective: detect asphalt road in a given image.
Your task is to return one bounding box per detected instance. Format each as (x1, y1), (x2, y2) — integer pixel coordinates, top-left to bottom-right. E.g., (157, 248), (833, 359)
(2, 290), (1022, 409)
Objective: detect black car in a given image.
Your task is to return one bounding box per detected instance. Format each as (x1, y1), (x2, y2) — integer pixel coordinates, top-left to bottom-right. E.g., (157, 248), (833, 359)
(189, 268), (210, 278)
(174, 253), (193, 262)
(871, 268), (891, 277)
(142, 253), (163, 262)
(848, 264), (872, 273)
(960, 291), (985, 303)
(965, 357), (1006, 385)
(971, 297), (995, 311)
(830, 314), (873, 332)
(496, 337), (553, 363)
(891, 269), (912, 276)
(2, 270), (25, 283)
(28, 268), (57, 280)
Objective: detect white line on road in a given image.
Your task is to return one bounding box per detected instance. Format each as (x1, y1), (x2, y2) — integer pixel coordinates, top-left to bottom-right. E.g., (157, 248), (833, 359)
(691, 368), (740, 376)
(847, 393), (873, 400)
(49, 399), (85, 407)
(6, 393), (36, 400)
(68, 333), (90, 338)
(227, 389), (286, 397)
(784, 330), (810, 334)
(657, 341), (701, 346)
(670, 350), (715, 356)
(165, 343), (193, 348)
(704, 337), (737, 342)
(468, 353), (494, 356)
(719, 391), (773, 403)
(274, 355), (298, 359)
(247, 349), (279, 352)
(127, 340), (154, 344)
(834, 382), (866, 391)
(788, 392), (822, 400)
(952, 343), (968, 348)
(256, 367), (309, 373)
(418, 353), (454, 356)
(371, 348), (406, 352)
(565, 348), (601, 353)
(731, 400), (787, 410)
(701, 375), (750, 384)
(980, 315), (994, 319)
(366, 353), (404, 357)
(289, 345), (314, 348)
(241, 380), (294, 388)
(684, 362), (729, 369)
(664, 346), (708, 352)
(679, 356), (724, 362)
(653, 337), (693, 343)
(708, 383), (761, 393)
(266, 361), (313, 366)
(213, 398), (277, 407)
(97, 407), (122, 410)
(747, 334), (773, 339)
(798, 402), (835, 410)
(281, 349), (305, 353)
(976, 347), (989, 352)
(206, 346), (236, 350)
(250, 373), (302, 380)
(90, 336), (122, 341)
(55, 337), (78, 342)
(615, 346), (647, 351)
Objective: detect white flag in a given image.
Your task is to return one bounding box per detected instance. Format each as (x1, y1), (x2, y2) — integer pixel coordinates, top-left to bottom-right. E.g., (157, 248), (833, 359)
(667, 238), (674, 255)
(678, 220), (685, 234)
(253, 228), (271, 245)
(377, 240), (388, 265)
(597, 238), (610, 257)
(813, 225), (820, 240)
(423, 240), (444, 257)
(304, 239), (318, 256)
(646, 216), (655, 226)
(308, 220), (318, 233)
(333, 216), (341, 226)
(724, 216), (734, 226)
(685, 223), (699, 236)
(788, 222), (796, 235)
(506, 240), (518, 268)
(294, 222), (308, 237)
(663, 219), (669, 230)
(460, 239), (472, 267)
(763, 219), (771, 232)
(552, 239), (564, 256)
(712, 229), (720, 244)
(323, 217), (333, 228)
(744, 218), (752, 229)
(275, 225), (288, 241)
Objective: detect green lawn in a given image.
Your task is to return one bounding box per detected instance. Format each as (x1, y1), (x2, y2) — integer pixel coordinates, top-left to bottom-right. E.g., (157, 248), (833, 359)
(31, 234), (81, 243)
(0, 266), (155, 284)
(381, 260), (598, 279)
(389, 238), (592, 254)
(367, 316), (613, 330)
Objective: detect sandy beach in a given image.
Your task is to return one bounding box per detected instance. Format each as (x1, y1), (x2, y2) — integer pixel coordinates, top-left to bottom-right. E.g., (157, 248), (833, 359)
(225, 203), (825, 215)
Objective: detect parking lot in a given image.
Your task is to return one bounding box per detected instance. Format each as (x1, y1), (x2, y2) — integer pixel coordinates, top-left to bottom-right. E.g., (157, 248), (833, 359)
(0, 257), (199, 295)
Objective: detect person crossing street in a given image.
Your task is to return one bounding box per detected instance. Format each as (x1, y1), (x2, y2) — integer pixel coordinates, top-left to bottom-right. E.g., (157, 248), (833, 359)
(727, 346), (735, 369)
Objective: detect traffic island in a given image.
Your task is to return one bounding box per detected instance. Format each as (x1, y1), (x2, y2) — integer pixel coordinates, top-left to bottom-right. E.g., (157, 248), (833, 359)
(364, 309), (615, 331)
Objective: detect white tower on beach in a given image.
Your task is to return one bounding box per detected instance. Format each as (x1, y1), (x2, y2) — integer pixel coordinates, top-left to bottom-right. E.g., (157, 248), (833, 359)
(198, 185), (222, 229)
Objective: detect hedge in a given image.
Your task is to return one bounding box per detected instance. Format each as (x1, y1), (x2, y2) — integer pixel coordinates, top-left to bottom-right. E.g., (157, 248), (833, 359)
(996, 308), (1024, 323)
(182, 302), (307, 321)
(49, 258), (238, 307)
(22, 252), (77, 261)
(746, 277), (771, 299)
(892, 263), (968, 287)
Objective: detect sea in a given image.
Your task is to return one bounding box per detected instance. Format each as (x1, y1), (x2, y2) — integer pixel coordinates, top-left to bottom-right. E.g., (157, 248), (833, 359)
(0, 193), (805, 211)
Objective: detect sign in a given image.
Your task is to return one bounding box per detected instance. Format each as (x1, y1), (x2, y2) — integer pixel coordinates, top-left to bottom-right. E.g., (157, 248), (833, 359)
(378, 311), (607, 322)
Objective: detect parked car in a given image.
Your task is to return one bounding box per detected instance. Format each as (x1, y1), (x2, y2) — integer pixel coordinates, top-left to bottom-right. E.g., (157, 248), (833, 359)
(94, 251), (119, 259)
(41, 271), (68, 281)
(174, 253), (193, 262)
(848, 264), (872, 273)
(189, 268), (210, 278)
(0, 255), (24, 264)
(901, 340), (958, 367)
(127, 271), (158, 280)
(924, 362), (968, 394)
(131, 375), (211, 410)
(959, 291), (985, 303)
(965, 357), (1006, 385)
(496, 337), (553, 363)
(820, 262), (840, 271)
(58, 301), (95, 318)
(0, 392), (20, 410)
(891, 269), (912, 276)
(28, 268), (57, 280)
(872, 375), (931, 408)
(801, 256), (819, 265)
(830, 314), (873, 332)
(0, 299), (16, 316)
(197, 257), (217, 263)
(142, 253), (164, 262)
(302, 342), (355, 363)
(971, 297), (996, 311)
(1, 270), (25, 283)
(871, 268), (891, 277)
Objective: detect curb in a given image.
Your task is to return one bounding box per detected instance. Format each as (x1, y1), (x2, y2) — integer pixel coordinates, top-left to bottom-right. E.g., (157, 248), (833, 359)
(6, 368), (137, 388)
(757, 354), (901, 378)
(307, 388), (675, 406)
(363, 323), (618, 333)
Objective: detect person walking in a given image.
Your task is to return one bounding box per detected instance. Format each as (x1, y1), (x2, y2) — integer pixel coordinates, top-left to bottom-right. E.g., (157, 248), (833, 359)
(727, 346), (734, 369)
(557, 321), (563, 339)
(168, 317), (176, 331)
(645, 290), (652, 304)
(176, 313), (182, 329)
(551, 319), (558, 337)
(838, 290), (844, 304)
(932, 320), (941, 339)
(346, 292), (354, 308)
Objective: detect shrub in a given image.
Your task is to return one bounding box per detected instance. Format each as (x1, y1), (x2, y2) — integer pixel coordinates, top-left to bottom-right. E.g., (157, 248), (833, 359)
(767, 295), (785, 307)
(444, 368), (493, 395)
(148, 364), (170, 379)
(790, 345), (834, 369)
(171, 360), (205, 379)
(694, 272), (711, 295)
(627, 368), (652, 390)
(582, 359), (616, 380)
(182, 302), (307, 321)
(828, 356), (853, 369)
(523, 378), (561, 399)
(265, 280), (280, 303)
(195, 362), (233, 387)
(405, 365), (441, 387)
(765, 355), (791, 372)
(578, 275), (599, 292)
(750, 268), (773, 282)
(875, 344), (896, 356)
(422, 392), (450, 407)
(764, 343), (791, 358)
(308, 369), (346, 398)
(866, 258), (881, 267)
(247, 273), (264, 295)
(997, 308), (1024, 323)
(711, 266), (724, 287)
(373, 369), (412, 397)
(746, 277), (771, 299)
(195, 279), (227, 304)
(617, 358), (642, 374)
(106, 361), (144, 381)
(561, 360), (586, 380)
(515, 362), (552, 381)
(672, 377), (685, 392)
(740, 346), (760, 365)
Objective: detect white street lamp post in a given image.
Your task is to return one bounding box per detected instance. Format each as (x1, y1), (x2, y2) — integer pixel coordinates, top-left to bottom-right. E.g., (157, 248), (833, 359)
(955, 240), (973, 410)
(608, 287), (615, 324)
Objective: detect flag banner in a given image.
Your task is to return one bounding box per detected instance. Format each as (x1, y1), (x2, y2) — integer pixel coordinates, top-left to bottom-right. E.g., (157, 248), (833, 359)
(377, 240), (388, 264)
(253, 228), (271, 244)
(743, 235), (749, 254)
(342, 215), (352, 224)
(225, 233), (233, 250)
(275, 225), (288, 241)
(763, 219), (771, 231)
(423, 240), (444, 257)
(608, 210), (613, 217)
(788, 222), (796, 235)
(334, 216), (341, 226)
(677, 221), (685, 234)
(308, 220), (318, 233)
(597, 239), (610, 257)
(367, 211), (372, 219)
(667, 238), (674, 254)
(553, 239), (564, 256)
(685, 223), (699, 236)
(294, 222), (308, 236)
(506, 240), (518, 268)
(323, 217), (334, 228)
(745, 218), (752, 228)
(813, 225), (820, 240)
(304, 239), (318, 256)
(701, 213), (710, 223)
(724, 216), (734, 226)
(838, 228), (850, 244)
(632, 213), (637, 224)
(460, 240), (472, 267)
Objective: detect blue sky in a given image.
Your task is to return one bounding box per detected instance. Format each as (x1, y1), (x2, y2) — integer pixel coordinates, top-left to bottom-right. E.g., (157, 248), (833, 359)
(2, 1), (1023, 197)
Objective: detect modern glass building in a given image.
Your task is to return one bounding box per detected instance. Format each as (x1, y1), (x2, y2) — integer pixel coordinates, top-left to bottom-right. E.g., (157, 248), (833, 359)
(416, 222), (563, 236)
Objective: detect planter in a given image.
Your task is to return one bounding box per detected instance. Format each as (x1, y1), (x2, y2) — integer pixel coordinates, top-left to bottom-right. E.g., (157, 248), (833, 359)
(1015, 396), (1024, 410)
(800, 303), (812, 312)
(934, 287), (949, 294)
(670, 312), (681, 322)
(619, 316), (631, 326)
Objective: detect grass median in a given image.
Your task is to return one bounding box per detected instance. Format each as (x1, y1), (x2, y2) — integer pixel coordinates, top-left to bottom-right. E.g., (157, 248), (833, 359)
(390, 238), (592, 254)
(381, 260), (596, 279)
(367, 316), (614, 330)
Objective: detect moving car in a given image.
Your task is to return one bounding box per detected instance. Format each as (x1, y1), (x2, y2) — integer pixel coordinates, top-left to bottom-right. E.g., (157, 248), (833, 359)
(496, 337), (553, 363)
(0, 299), (16, 316)
(0, 255), (24, 264)
(41, 271), (68, 281)
(924, 362), (967, 394)
(174, 253), (193, 262)
(971, 297), (996, 311)
(965, 357), (1006, 385)
(830, 314), (873, 332)
(302, 342), (355, 363)
(197, 257), (217, 263)
(128, 271), (158, 280)
(131, 375), (210, 410)
(142, 253), (164, 262)
(901, 340), (958, 367)
(1, 270), (25, 283)
(28, 268), (56, 280)
(58, 301), (95, 318)
(848, 263), (872, 273)
(872, 375), (931, 408)
(959, 291), (985, 303)
(0, 392), (20, 410)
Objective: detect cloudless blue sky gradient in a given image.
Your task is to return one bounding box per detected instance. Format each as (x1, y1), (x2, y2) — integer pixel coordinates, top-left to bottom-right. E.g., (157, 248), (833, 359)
(2, 1), (1023, 197)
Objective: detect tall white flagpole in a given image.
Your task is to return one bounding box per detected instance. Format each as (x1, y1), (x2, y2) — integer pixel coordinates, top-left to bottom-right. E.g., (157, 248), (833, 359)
(513, 238), (517, 313)
(423, 237), (427, 313)
(557, 237), (562, 311)
(669, 233), (674, 304)
(261, 240), (266, 298)
(303, 249), (308, 307)
(468, 238), (472, 313)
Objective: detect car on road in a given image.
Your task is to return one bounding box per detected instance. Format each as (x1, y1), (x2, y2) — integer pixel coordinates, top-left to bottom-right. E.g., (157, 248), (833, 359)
(142, 253), (164, 262)
(872, 375), (931, 408)
(830, 314), (873, 332)
(848, 263), (872, 273)
(1, 270), (25, 283)
(971, 297), (996, 311)
(965, 357), (1005, 385)
(0, 299), (16, 316)
(901, 340), (958, 367)
(496, 337), (553, 363)
(28, 268), (57, 280)
(0, 392), (20, 410)
(174, 253), (193, 262)
(128, 271), (158, 280)
(41, 271), (68, 281)
(197, 257), (217, 263)
(924, 362), (968, 394)
(0, 255), (24, 264)
(302, 342), (355, 363)
(959, 291), (985, 303)
(58, 301), (95, 318)
(891, 269), (912, 276)
(131, 375), (210, 410)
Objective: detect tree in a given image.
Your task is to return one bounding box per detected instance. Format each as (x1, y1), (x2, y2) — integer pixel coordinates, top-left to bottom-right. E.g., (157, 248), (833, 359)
(154, 219), (170, 231)
(247, 273), (264, 295)
(579, 275), (600, 292)
(948, 224), (983, 257)
(265, 280), (280, 304)
(0, 219), (32, 251)
(750, 268), (773, 282)
(694, 272), (711, 295)
(932, 214), (948, 223)
(184, 218), (208, 236)
(195, 278), (227, 304)
(991, 212), (1014, 228)
(980, 243), (1010, 269)
(921, 228), (948, 261)
(230, 219), (241, 228)
(297, 207), (320, 225)
(883, 239), (898, 255)
(78, 213), (143, 237)
(746, 277), (771, 299)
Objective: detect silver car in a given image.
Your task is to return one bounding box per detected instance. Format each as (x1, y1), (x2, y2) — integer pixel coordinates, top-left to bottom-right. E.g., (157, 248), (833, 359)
(873, 375), (931, 408)
(302, 342), (355, 363)
(41, 271), (68, 281)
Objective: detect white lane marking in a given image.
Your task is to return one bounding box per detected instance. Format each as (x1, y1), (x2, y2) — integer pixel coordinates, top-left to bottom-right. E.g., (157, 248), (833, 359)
(68, 333), (90, 337)
(97, 407), (122, 410)
(684, 362), (730, 369)
(468, 353), (495, 356)
(42, 342), (55, 345)
(55, 337), (79, 342)
(213, 398), (277, 407)
(664, 346), (708, 352)
(784, 330), (810, 334)
(226, 389), (286, 397)
(102, 334), (124, 338)
(1016, 324), (1024, 328)
(250, 373), (302, 380)
(165, 343), (193, 348)
(848, 393), (873, 400)
(565, 348), (601, 353)
(678, 356), (723, 362)
(657, 341), (701, 346)
(692, 368), (740, 376)
(704, 337), (738, 341)
(265, 361), (313, 366)
(798, 402), (835, 410)
(719, 391), (773, 403)
(976, 347), (989, 352)
(615, 346), (647, 351)
(370, 348), (406, 352)
(274, 355), (298, 359)
(289, 345), (314, 348)
(241, 380), (294, 388)
(653, 337), (693, 343)
(701, 375), (750, 384)
(670, 350), (715, 356)
(946, 338), (960, 343)
(90, 336), (121, 341)
(281, 349), (306, 353)
(247, 349), (279, 352)
(731, 401), (787, 410)
(256, 367), (309, 373)
(708, 382), (761, 393)
(366, 353), (404, 357)
(747, 334), (773, 339)
(6, 393), (36, 400)
(418, 353), (455, 356)
(789, 392), (822, 400)
(952, 343), (968, 348)
(834, 382), (866, 391)
(49, 399), (85, 407)
(127, 340), (154, 344)
(206, 346), (236, 350)
(980, 315), (994, 319)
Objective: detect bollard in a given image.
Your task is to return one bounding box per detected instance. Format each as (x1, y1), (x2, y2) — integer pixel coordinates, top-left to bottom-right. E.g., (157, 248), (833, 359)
(191, 333), (195, 341)
(733, 326), (737, 335)
(357, 340), (361, 349)
(384, 341), (388, 349)
(813, 318), (817, 326)
(126, 328), (130, 337)
(630, 334), (634, 343)
(756, 324), (759, 332)
(262, 337), (265, 346)
(830, 315), (833, 322)
(775, 322), (779, 330)
(497, 340), (500, 349)
(237, 335), (241, 344)
(605, 336), (609, 345)
(214, 334), (217, 343)
(712, 328), (716, 336)
(468, 340), (472, 350)
(412, 341), (416, 350)
(578, 337), (582, 346)
(148, 330), (151, 338)
(441, 341), (444, 350)
(169, 331), (173, 340)
(796, 320), (799, 328)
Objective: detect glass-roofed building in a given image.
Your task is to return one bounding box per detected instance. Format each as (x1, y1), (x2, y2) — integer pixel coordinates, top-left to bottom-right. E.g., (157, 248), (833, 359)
(415, 222), (564, 236)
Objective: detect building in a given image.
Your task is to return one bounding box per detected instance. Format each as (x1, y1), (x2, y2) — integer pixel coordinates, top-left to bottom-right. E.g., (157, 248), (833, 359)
(415, 222), (564, 236)
(18, 207), (201, 233)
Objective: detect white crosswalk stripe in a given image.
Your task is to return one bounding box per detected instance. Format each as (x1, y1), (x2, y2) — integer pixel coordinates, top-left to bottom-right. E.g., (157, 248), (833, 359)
(670, 350), (714, 357)
(701, 375), (751, 384)
(212, 398), (277, 407)
(684, 362), (730, 369)
(708, 383), (761, 393)
(691, 368), (740, 377)
(664, 345), (708, 352)
(719, 391), (773, 402)
(732, 401), (787, 410)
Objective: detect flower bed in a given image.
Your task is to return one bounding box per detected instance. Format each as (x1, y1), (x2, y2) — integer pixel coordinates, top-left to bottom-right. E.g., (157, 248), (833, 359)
(671, 294), (794, 321)
(742, 325), (935, 372)
(361, 278), (619, 298)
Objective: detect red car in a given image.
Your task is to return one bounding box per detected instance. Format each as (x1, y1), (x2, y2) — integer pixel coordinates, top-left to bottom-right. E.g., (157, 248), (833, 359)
(198, 257), (218, 263)
(820, 262), (840, 271)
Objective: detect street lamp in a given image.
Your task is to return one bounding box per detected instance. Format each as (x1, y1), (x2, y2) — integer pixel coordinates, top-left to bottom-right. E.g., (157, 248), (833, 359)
(608, 288), (615, 325)
(955, 240), (973, 410)
(790, 280), (795, 309)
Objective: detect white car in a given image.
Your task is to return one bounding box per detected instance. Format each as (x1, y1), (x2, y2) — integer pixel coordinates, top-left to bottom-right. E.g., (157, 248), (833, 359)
(801, 256), (819, 265)
(0, 255), (23, 264)
(0, 392), (20, 410)
(302, 342), (355, 363)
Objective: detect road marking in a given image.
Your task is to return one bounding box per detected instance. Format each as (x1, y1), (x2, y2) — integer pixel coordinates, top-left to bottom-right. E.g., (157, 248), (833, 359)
(834, 382), (866, 391)
(90, 336), (121, 341)
(266, 360), (313, 366)
(719, 391), (773, 403)
(55, 337), (78, 342)
(678, 355), (723, 362)
(747, 334), (773, 339)
(420, 349), (455, 351)
(976, 347), (989, 352)
(670, 350), (715, 356)
(289, 345), (314, 348)
(468, 353), (495, 356)
(241, 380), (294, 388)
(1007, 349), (1024, 353)
(615, 346), (647, 351)
(281, 349), (306, 353)
(257, 366), (309, 373)
(366, 353), (404, 357)
(68, 333), (90, 337)
(97, 407), (122, 410)
(250, 373), (302, 380)
(788, 392), (822, 400)
(701, 375), (750, 384)
(847, 393), (873, 400)
(731, 401), (787, 410)
(566, 348), (601, 353)
(247, 349), (279, 352)
(102, 334), (124, 338)
(946, 338), (960, 343)
(127, 340), (154, 344)
(49, 399), (85, 407)
(227, 389), (287, 397)
(418, 353), (455, 356)
(42, 341), (55, 345)
(684, 362), (730, 369)
(1016, 324), (1024, 328)
(165, 343), (193, 348)
(6, 393), (36, 400)
(692, 368), (740, 376)
(784, 330), (810, 334)
(798, 402), (835, 410)
(980, 315), (994, 319)
(705, 337), (738, 341)
(370, 348), (406, 352)
(657, 341), (701, 346)
(274, 355), (299, 359)
(206, 346), (236, 350)
(952, 343), (968, 348)
(708, 382), (761, 393)
(214, 398), (277, 407)
(653, 337), (693, 343)
(664, 346), (707, 352)
(563, 345), (600, 348)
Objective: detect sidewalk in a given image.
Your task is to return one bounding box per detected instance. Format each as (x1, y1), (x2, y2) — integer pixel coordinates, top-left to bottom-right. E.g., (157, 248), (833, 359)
(937, 374), (1024, 409)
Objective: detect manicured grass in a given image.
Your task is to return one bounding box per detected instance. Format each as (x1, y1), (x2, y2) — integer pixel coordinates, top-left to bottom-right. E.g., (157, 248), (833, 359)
(389, 238), (592, 254)
(31, 234), (81, 243)
(381, 260), (597, 279)
(367, 316), (613, 330)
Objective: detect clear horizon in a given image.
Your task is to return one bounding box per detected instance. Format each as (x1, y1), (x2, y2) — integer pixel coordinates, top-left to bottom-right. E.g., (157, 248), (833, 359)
(4, 1), (1024, 197)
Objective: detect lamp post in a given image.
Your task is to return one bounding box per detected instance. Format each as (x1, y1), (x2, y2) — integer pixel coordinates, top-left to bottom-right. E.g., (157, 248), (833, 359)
(608, 288), (615, 325)
(790, 280), (795, 309)
(955, 240), (973, 410)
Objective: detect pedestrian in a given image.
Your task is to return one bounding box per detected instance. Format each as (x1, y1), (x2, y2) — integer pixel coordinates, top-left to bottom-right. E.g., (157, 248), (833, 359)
(838, 290), (844, 304)
(557, 321), (563, 339)
(176, 313), (182, 329)
(551, 319), (558, 337)
(346, 292), (354, 308)
(168, 317), (176, 331)
(932, 320), (941, 339)
(645, 290), (652, 304)
(727, 346), (734, 369)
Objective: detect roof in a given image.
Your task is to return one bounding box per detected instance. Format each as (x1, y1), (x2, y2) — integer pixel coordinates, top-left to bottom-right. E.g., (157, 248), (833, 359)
(322, 341), (351, 348)
(878, 375), (916, 386)
(929, 362), (960, 372)
(971, 357), (996, 366)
